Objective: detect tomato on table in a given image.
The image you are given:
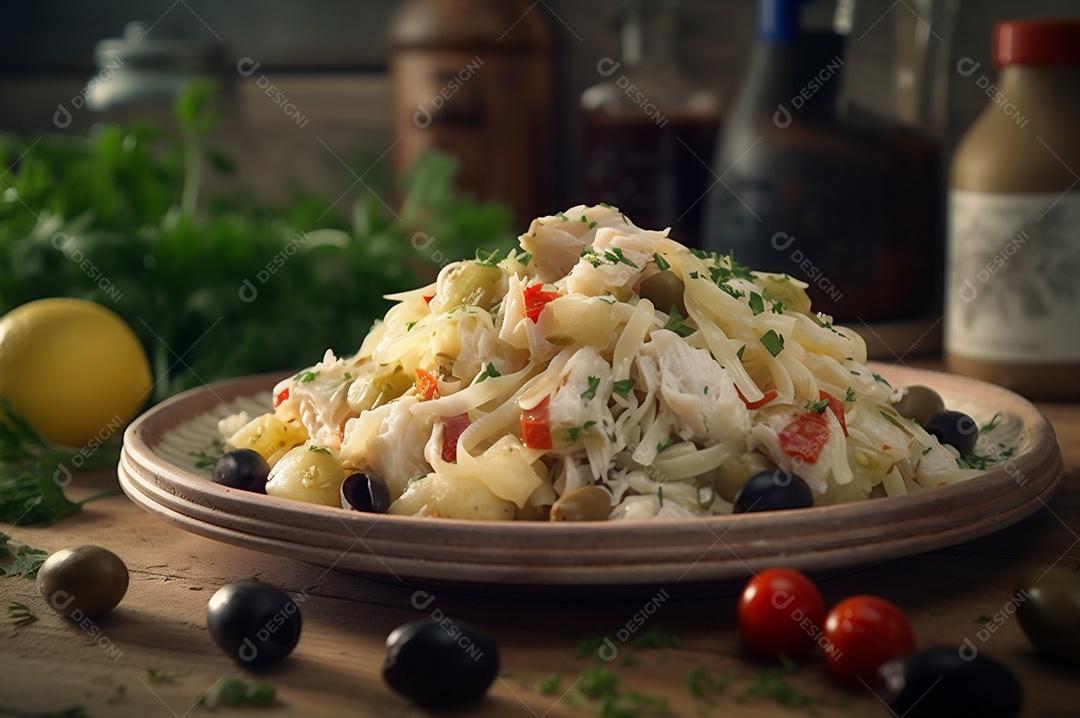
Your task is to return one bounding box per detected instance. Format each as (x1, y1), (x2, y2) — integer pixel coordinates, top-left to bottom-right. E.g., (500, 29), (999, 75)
(823, 595), (915, 685)
(738, 568), (825, 658)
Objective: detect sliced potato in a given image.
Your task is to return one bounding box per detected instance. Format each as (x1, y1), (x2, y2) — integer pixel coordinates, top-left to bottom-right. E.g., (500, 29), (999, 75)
(226, 413), (308, 466)
(389, 473), (516, 520)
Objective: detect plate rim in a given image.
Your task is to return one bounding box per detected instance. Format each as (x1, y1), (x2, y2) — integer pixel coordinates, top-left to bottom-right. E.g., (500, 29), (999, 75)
(119, 364), (1064, 586)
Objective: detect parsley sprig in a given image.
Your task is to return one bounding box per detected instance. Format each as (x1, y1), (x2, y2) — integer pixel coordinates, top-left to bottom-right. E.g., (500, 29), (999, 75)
(0, 401), (119, 526)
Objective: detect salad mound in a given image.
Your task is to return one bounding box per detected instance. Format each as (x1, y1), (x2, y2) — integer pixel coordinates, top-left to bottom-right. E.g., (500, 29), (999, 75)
(219, 205), (986, 520)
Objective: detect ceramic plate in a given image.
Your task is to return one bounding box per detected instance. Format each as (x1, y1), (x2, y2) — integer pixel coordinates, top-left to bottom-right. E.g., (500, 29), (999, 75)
(119, 364), (1063, 591)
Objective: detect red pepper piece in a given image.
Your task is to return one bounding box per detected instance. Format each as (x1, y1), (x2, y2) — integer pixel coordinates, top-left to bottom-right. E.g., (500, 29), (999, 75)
(523, 283), (560, 323)
(520, 396), (553, 450)
(441, 412), (471, 463)
(779, 413), (831, 463)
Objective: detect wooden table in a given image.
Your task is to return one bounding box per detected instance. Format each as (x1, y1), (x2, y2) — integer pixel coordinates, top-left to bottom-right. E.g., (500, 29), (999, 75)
(2, 368), (1079, 718)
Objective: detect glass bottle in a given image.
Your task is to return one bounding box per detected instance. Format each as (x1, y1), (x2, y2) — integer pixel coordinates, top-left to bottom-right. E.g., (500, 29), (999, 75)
(946, 20), (1080, 399)
(704, 0), (944, 324)
(580, 0), (720, 247)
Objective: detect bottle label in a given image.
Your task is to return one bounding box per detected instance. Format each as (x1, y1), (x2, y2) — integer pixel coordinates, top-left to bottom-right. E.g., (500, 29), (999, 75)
(946, 190), (1080, 363)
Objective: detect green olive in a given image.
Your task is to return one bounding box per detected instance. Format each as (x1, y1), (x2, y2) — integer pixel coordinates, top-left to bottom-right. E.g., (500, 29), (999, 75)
(38, 545), (129, 618)
(1015, 565), (1080, 663)
(638, 271), (686, 317)
(892, 385), (946, 426)
(711, 452), (777, 502)
(550, 486), (612, 521)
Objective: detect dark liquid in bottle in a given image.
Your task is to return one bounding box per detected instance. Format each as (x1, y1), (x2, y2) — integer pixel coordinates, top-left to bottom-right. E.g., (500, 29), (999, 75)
(583, 113), (720, 247)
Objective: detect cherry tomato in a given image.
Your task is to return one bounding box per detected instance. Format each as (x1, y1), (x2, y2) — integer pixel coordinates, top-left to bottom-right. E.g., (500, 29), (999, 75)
(823, 595), (915, 686)
(738, 568), (825, 658)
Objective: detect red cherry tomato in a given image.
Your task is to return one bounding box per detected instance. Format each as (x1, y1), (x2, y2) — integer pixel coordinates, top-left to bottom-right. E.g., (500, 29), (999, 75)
(738, 568), (825, 658)
(822, 595), (915, 686)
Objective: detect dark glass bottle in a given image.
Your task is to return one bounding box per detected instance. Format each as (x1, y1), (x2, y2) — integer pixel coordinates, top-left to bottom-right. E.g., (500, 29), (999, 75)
(704, 0), (942, 323)
(580, 0), (720, 247)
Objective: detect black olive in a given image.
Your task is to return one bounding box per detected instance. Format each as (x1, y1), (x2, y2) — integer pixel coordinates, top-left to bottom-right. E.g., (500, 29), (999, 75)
(206, 581), (302, 667)
(923, 411), (978, 456)
(213, 449), (271, 493)
(383, 619), (499, 708)
(38, 545), (129, 618)
(732, 469), (814, 513)
(340, 472), (391, 513)
(877, 647), (1021, 718)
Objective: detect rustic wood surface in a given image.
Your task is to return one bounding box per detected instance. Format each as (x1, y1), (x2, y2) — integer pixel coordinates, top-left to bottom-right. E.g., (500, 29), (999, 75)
(2, 361), (1079, 718)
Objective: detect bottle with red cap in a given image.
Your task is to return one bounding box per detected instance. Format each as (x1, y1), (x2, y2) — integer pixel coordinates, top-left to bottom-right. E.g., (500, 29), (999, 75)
(946, 19), (1080, 400)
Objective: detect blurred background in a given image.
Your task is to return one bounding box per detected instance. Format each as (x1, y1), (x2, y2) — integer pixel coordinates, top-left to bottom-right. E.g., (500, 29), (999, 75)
(0, 0), (1078, 392)
(2, 0), (1076, 213)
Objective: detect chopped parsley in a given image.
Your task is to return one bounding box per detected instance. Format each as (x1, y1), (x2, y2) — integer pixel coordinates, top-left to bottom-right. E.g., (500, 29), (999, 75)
(296, 370), (319, 383)
(0, 536), (49, 578)
(589, 221), (598, 229)
(307, 445), (331, 455)
(872, 372), (892, 387)
(880, 411), (908, 431)
(405, 321), (417, 332)
(657, 486), (664, 507)
(662, 306), (696, 338)
(739, 665), (820, 710)
(760, 330), (785, 357)
(474, 248), (503, 266)
(189, 437), (226, 470)
(582, 376), (601, 401)
(198, 677), (276, 709)
(581, 215), (588, 223)
(537, 673), (561, 695)
(146, 669), (180, 684)
(475, 362), (501, 383)
(598, 295), (616, 304)
(804, 398), (829, 414)
(517, 251), (533, 266)
(557, 212), (568, 221)
(343, 372), (352, 380)
(687, 667), (732, 702)
(770, 299), (786, 314)
(599, 202), (613, 208)
(748, 292), (765, 316)
(576, 635), (614, 659)
(574, 667), (667, 718)
(656, 440), (673, 453)
(567, 421), (597, 442)
(604, 247), (638, 268)
(736, 345), (746, 360)
(612, 379), (636, 398)
(633, 629), (679, 649)
(653, 253), (670, 271)
(622, 654), (642, 667)
(844, 387), (856, 403)
(922, 446), (933, 455)
(981, 412), (1004, 432)
(8, 602), (37, 626)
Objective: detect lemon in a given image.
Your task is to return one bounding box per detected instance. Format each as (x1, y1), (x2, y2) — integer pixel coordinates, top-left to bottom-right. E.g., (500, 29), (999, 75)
(0, 298), (153, 447)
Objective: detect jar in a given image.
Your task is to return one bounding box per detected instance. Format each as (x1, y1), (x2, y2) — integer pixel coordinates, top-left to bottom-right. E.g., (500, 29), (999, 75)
(946, 19), (1080, 400)
(388, 0), (553, 225)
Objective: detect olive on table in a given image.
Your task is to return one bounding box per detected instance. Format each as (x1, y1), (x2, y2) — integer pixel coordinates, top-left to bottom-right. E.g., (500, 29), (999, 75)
(340, 472), (391, 513)
(212, 449), (271, 493)
(732, 469), (813, 513)
(923, 410), (978, 456)
(38, 545), (129, 618)
(550, 485), (612, 521)
(207, 581), (302, 667)
(877, 648), (1022, 718)
(383, 619), (499, 708)
(712, 452), (778, 503)
(1015, 565), (1080, 663)
(892, 385), (946, 425)
(638, 271), (686, 317)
